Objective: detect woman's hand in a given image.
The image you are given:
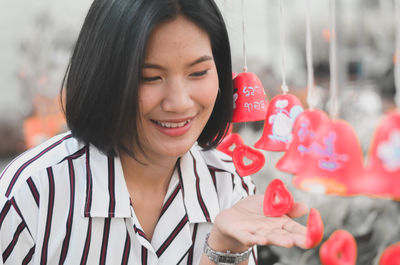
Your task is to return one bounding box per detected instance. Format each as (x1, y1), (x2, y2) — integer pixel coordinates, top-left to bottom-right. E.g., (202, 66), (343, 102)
(207, 194), (309, 253)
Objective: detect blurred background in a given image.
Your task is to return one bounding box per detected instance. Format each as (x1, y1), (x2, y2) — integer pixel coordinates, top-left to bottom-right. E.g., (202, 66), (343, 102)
(0, 0), (399, 264)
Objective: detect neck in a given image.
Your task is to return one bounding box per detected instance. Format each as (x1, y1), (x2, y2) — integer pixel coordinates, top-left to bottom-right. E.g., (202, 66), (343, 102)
(120, 151), (178, 194)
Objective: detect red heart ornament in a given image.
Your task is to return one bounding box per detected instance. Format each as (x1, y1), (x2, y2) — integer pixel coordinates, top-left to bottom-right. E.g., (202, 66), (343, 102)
(255, 93), (304, 151)
(379, 242), (400, 265)
(276, 109), (331, 174)
(319, 230), (357, 265)
(263, 178), (293, 217)
(292, 119), (364, 196)
(217, 133), (244, 157)
(305, 208), (324, 249)
(232, 144), (265, 176)
(353, 112), (400, 200)
(232, 72), (268, 123)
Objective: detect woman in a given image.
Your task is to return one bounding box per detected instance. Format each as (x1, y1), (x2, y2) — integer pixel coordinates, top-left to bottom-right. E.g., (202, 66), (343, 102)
(0, 0), (308, 264)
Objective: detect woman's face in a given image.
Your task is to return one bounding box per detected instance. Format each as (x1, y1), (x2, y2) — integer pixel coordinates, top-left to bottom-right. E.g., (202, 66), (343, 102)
(137, 15), (219, 162)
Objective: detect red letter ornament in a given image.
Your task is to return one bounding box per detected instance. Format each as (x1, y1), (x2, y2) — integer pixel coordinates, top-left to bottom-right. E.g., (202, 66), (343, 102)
(263, 178), (293, 217)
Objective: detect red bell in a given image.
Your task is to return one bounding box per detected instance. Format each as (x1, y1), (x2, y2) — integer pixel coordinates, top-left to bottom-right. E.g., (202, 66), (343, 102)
(232, 72), (268, 123)
(276, 109), (330, 174)
(232, 144), (265, 177)
(292, 119), (364, 196)
(254, 93), (304, 151)
(351, 112), (400, 200)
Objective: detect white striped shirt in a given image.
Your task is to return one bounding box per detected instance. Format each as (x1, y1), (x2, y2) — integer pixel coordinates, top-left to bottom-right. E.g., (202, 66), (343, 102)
(0, 132), (257, 264)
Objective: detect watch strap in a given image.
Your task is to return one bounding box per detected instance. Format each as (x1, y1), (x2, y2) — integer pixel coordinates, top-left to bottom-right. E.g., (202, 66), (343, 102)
(203, 233), (252, 265)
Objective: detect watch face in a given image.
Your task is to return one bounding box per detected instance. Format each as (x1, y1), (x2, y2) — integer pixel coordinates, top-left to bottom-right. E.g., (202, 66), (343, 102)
(218, 255), (236, 264)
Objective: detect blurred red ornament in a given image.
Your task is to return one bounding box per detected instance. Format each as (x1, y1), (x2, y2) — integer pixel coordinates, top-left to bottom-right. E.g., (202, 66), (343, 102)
(276, 109), (330, 174)
(292, 119), (364, 196)
(305, 208), (324, 249)
(232, 144), (265, 177)
(217, 133), (244, 157)
(254, 93), (303, 151)
(232, 72), (268, 123)
(379, 242), (400, 265)
(320, 230), (357, 265)
(263, 178), (293, 217)
(351, 112), (400, 200)
(232, 71), (238, 79)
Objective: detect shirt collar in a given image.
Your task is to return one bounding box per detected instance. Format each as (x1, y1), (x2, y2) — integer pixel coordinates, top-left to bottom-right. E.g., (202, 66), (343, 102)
(82, 144), (220, 223)
(82, 144), (132, 218)
(177, 145), (220, 223)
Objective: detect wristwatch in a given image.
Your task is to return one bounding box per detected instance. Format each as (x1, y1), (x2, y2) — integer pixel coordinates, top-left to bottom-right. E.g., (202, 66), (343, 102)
(203, 233), (252, 265)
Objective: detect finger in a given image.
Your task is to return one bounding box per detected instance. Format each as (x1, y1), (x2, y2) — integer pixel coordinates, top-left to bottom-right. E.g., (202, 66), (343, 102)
(287, 202), (308, 218)
(282, 219), (307, 235)
(290, 232), (307, 249)
(263, 231), (294, 248)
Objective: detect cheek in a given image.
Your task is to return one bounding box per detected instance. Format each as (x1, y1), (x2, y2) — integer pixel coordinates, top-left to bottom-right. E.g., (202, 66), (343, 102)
(195, 75), (219, 107)
(138, 87), (161, 115)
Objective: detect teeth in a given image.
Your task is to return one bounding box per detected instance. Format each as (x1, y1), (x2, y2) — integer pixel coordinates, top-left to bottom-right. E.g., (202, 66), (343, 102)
(155, 120), (190, 128)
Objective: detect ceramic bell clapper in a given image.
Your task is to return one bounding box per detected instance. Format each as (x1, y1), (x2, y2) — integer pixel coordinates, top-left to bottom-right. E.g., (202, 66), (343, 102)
(217, 133), (244, 157)
(319, 230), (357, 265)
(254, 93), (304, 151)
(232, 144), (265, 177)
(232, 72), (268, 123)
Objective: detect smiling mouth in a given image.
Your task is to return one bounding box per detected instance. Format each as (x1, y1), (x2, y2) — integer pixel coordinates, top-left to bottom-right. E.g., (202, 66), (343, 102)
(151, 119), (192, 128)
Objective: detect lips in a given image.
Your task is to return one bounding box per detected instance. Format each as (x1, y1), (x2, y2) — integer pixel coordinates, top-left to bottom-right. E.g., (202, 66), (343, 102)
(152, 119), (191, 128)
(150, 117), (194, 137)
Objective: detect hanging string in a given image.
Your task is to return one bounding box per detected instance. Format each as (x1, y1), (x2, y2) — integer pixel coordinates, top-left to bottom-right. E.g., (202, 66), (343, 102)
(241, 0), (248, 72)
(224, 0), (228, 20)
(329, 0), (339, 119)
(305, 0), (315, 110)
(279, 0), (289, 94)
(395, 0), (400, 108)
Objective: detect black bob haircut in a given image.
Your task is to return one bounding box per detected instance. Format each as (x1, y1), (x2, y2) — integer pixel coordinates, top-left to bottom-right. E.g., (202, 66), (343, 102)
(62, 0), (233, 157)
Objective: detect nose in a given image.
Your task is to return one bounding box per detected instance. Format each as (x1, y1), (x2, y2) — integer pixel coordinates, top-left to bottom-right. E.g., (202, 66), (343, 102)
(161, 79), (194, 113)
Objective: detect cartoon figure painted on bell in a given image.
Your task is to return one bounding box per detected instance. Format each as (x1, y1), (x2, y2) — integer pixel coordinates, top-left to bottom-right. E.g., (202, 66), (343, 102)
(298, 131), (349, 172)
(377, 129), (400, 172)
(268, 99), (303, 143)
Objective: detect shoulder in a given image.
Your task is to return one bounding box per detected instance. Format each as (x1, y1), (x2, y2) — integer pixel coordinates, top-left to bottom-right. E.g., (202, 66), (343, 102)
(0, 131), (84, 198)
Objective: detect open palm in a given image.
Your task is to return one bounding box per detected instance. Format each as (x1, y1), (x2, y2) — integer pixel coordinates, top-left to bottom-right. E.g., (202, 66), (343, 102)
(210, 195), (308, 251)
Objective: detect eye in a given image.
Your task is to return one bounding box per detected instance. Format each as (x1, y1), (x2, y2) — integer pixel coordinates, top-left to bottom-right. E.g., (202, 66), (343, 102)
(189, 70), (208, 77)
(141, 76), (161, 82)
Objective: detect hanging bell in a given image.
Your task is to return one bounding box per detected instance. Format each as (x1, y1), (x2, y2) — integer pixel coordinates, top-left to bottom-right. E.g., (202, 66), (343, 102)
(254, 93), (303, 151)
(232, 72), (268, 123)
(350, 112), (400, 200)
(292, 119), (364, 196)
(276, 109), (330, 174)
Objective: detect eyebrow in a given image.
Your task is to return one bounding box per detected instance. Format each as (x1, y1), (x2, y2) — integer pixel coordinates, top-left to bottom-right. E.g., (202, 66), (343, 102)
(143, 55), (213, 70)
